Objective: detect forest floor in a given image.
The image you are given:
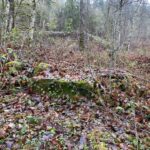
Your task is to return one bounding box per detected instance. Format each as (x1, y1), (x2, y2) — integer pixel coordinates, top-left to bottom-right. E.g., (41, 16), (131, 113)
(0, 39), (150, 149)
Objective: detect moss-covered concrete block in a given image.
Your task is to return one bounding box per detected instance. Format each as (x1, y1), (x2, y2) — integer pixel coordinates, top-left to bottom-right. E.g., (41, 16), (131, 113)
(31, 79), (97, 99)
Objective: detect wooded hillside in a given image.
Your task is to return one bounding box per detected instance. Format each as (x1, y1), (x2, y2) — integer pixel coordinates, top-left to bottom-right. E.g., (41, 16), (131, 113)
(0, 0), (150, 149)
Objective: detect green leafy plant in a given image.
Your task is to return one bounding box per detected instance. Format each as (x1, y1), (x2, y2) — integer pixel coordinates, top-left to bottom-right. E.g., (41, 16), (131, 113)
(26, 116), (41, 124)
(88, 129), (109, 150)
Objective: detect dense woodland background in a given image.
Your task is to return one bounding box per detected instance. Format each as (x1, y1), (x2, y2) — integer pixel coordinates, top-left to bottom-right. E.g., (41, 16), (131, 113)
(0, 0), (150, 150)
(0, 0), (150, 49)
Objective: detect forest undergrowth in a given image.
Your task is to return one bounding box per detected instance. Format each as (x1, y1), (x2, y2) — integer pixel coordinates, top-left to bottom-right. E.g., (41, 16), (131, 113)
(0, 39), (150, 150)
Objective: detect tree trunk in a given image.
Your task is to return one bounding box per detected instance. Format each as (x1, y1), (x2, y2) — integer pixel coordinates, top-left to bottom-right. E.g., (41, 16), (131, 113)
(79, 0), (85, 51)
(86, 0), (90, 31)
(105, 0), (111, 40)
(29, 0), (36, 44)
(118, 0), (123, 50)
(0, 0), (5, 44)
(6, 0), (15, 32)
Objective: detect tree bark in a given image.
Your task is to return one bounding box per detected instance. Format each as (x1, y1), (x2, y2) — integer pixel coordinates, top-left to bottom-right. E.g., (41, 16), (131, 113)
(29, 0), (36, 44)
(0, 0), (5, 44)
(79, 0), (85, 51)
(6, 0), (15, 32)
(105, 0), (111, 40)
(118, 0), (123, 50)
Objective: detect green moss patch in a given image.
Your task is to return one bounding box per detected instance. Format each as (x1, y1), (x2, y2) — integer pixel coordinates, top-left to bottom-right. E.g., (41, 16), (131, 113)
(5, 61), (23, 69)
(31, 79), (97, 99)
(34, 62), (51, 75)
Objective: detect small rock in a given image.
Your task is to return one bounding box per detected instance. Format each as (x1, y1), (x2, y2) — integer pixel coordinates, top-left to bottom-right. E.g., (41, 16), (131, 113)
(41, 132), (53, 141)
(8, 123), (15, 129)
(37, 103), (43, 109)
(6, 141), (14, 149)
(79, 133), (87, 150)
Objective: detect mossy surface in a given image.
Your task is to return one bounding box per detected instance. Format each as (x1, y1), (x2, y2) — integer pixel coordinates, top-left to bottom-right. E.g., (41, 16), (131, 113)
(31, 79), (97, 99)
(34, 63), (51, 75)
(5, 61), (23, 70)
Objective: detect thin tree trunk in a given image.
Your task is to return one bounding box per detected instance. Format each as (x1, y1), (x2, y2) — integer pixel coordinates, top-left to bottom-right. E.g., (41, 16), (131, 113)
(0, 0), (5, 44)
(118, 0), (123, 50)
(105, 0), (111, 40)
(86, 0), (90, 32)
(0, 27), (1, 45)
(2, 0), (5, 8)
(79, 0), (85, 51)
(29, 0), (36, 44)
(5, 0), (10, 33)
(6, 0), (15, 32)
